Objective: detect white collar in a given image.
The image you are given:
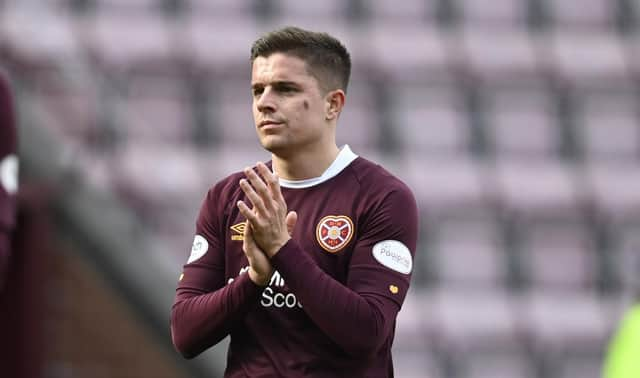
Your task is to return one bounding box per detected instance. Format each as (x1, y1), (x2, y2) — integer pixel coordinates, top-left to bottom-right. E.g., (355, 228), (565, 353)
(278, 145), (358, 189)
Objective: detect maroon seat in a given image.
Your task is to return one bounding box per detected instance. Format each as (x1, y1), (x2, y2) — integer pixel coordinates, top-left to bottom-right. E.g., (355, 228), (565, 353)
(120, 74), (193, 143)
(367, 0), (439, 23)
(81, 12), (178, 75)
(463, 349), (536, 378)
(93, 0), (164, 14)
(29, 75), (100, 143)
(575, 90), (640, 162)
(271, 0), (348, 21)
(493, 158), (583, 223)
(402, 155), (492, 222)
(543, 0), (616, 30)
(0, 6), (80, 71)
(182, 14), (260, 77)
(616, 226), (640, 291)
(112, 141), (206, 215)
(456, 27), (543, 86)
(389, 83), (470, 156)
(585, 161), (640, 225)
(212, 78), (259, 144)
(185, 0), (255, 17)
(521, 290), (610, 358)
(543, 30), (631, 92)
(428, 287), (525, 358)
(433, 217), (505, 289)
(458, 0), (529, 28)
(335, 81), (380, 151)
(522, 222), (597, 290)
(367, 23), (455, 85)
(484, 86), (560, 158)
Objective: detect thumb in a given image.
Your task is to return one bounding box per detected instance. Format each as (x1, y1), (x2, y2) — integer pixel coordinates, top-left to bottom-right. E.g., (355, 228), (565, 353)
(286, 211), (298, 236)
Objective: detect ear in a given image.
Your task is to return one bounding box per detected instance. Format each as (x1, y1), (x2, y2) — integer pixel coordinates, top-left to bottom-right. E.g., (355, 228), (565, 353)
(324, 89), (345, 121)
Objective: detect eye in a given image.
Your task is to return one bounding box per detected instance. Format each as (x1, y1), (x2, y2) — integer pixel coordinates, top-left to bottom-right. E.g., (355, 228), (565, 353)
(252, 87), (264, 97)
(274, 83), (298, 93)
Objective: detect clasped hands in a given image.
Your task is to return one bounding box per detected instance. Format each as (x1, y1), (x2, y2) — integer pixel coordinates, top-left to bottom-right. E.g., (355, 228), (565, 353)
(237, 162), (297, 286)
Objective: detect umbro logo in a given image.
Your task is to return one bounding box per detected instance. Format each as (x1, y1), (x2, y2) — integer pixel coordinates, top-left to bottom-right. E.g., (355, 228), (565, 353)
(230, 222), (245, 241)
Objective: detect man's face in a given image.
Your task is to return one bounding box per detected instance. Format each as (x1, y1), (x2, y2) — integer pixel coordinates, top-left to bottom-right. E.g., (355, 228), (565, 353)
(251, 53), (330, 155)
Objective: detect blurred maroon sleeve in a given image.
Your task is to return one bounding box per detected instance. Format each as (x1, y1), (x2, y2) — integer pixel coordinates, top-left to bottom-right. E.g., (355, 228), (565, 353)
(0, 71), (18, 289)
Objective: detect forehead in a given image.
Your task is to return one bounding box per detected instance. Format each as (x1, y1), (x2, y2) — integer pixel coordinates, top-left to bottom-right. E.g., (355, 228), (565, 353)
(251, 53), (314, 85)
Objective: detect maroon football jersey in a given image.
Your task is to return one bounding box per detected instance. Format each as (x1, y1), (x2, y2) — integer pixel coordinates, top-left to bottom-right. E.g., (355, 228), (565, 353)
(172, 146), (418, 377)
(0, 71), (18, 286)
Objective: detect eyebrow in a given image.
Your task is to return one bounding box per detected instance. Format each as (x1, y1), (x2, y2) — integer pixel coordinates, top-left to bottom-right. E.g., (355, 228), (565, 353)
(251, 80), (300, 90)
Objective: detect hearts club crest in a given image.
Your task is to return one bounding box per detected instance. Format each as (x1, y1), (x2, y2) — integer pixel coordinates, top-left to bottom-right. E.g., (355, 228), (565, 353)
(316, 215), (354, 253)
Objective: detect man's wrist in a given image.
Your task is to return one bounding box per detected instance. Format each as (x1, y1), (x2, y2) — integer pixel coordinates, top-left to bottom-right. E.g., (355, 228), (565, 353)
(266, 236), (290, 258)
(248, 268), (271, 286)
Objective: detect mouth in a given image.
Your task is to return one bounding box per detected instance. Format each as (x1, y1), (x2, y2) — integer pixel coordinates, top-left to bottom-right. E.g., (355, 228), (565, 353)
(258, 120), (284, 129)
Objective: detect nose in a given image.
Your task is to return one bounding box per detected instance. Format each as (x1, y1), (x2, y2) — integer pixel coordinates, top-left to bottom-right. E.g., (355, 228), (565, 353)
(255, 87), (276, 114)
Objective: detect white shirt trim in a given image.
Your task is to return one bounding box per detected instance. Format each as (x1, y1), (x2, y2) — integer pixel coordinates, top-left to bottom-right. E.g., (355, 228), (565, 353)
(278, 145), (358, 189)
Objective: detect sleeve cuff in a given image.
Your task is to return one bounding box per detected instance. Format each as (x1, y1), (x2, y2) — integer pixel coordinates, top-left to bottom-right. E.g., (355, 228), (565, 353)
(235, 270), (265, 298)
(270, 239), (317, 289)
(270, 238), (308, 270)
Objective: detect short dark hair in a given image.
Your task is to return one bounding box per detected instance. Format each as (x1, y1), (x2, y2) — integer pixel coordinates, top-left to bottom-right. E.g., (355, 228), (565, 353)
(250, 26), (351, 94)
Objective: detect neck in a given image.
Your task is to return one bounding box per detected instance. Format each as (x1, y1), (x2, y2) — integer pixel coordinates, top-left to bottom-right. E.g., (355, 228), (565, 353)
(272, 143), (340, 181)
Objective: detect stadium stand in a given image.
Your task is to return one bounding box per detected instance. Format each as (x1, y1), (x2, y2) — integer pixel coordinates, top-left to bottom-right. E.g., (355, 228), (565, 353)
(2, 0), (638, 377)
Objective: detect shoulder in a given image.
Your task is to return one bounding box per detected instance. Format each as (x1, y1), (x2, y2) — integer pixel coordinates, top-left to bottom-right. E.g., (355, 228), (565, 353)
(200, 170), (245, 214)
(347, 157), (415, 201)
(208, 171), (244, 196)
(347, 157), (419, 250)
(195, 170), (248, 232)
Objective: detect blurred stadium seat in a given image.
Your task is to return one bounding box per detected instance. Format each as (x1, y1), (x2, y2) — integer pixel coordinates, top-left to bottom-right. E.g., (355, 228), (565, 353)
(389, 82), (469, 155)
(3, 0), (637, 376)
(367, 23), (455, 85)
(432, 216), (506, 288)
(542, 0), (616, 30)
(456, 0), (529, 28)
(544, 30), (631, 91)
(483, 85), (559, 158)
(367, 0), (439, 24)
(576, 90), (640, 161)
(456, 26), (542, 86)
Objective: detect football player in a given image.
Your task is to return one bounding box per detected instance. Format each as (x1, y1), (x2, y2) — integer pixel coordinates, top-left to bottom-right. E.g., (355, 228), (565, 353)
(171, 26), (418, 377)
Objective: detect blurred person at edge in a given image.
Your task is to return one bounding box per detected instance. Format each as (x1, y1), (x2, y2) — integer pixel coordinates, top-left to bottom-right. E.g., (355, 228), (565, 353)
(603, 279), (640, 377)
(170, 26), (418, 377)
(0, 70), (18, 292)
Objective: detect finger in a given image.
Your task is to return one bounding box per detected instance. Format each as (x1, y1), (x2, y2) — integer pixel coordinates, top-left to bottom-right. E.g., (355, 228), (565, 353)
(244, 166), (273, 209)
(237, 200), (259, 224)
(242, 221), (255, 253)
(286, 211), (298, 236)
(256, 162), (275, 190)
(239, 179), (269, 215)
(257, 162), (285, 205)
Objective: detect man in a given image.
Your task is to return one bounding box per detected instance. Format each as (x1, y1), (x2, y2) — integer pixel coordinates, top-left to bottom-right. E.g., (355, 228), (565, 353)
(171, 26), (418, 377)
(0, 70), (18, 291)
(604, 297), (640, 378)
(603, 263), (640, 378)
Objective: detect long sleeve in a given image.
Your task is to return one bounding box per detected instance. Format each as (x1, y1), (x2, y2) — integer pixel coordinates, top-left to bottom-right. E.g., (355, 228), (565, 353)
(171, 271), (262, 359)
(270, 187), (418, 358)
(0, 71), (18, 290)
(170, 182), (259, 359)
